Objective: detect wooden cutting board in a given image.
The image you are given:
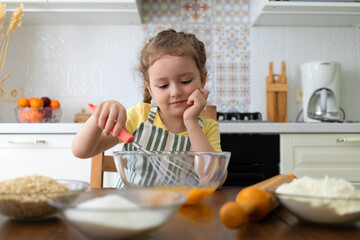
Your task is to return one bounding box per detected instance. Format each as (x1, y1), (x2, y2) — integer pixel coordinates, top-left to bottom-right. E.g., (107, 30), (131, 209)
(266, 62), (288, 122)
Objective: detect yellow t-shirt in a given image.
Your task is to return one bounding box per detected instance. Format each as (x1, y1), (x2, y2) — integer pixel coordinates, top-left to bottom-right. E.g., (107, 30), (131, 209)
(123, 103), (222, 152)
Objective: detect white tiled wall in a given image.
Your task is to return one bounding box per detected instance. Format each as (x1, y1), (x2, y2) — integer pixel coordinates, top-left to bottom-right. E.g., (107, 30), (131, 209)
(0, 24), (359, 123)
(250, 26), (360, 121)
(0, 25), (144, 123)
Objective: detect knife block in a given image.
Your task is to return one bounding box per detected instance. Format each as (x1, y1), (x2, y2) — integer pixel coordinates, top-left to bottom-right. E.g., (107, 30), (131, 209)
(266, 62), (288, 122)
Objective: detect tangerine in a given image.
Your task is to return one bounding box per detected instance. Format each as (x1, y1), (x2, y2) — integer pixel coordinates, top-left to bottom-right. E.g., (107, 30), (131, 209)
(19, 108), (43, 122)
(17, 98), (30, 108)
(50, 99), (61, 108)
(30, 98), (44, 109)
(219, 201), (245, 228)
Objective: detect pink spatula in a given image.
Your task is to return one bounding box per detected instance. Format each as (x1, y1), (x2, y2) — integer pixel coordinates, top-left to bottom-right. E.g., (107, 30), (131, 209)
(87, 103), (151, 154)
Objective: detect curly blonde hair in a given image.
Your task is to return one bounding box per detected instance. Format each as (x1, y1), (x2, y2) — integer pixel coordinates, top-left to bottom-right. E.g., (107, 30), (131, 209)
(139, 29), (207, 103)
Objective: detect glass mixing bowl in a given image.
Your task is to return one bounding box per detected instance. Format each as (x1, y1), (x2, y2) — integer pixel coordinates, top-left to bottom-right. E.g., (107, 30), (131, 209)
(113, 151), (231, 205)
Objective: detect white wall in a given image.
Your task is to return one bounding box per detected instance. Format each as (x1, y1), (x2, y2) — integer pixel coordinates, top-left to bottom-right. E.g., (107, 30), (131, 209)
(1, 24), (359, 123)
(250, 26), (360, 122)
(0, 25), (144, 123)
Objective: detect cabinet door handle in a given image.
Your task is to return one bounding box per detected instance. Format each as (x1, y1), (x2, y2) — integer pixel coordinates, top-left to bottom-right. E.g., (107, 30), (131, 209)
(336, 138), (360, 143)
(8, 139), (47, 144)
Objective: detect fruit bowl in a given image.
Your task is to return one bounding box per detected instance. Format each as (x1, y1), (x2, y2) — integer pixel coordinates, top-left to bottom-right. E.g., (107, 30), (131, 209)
(49, 189), (187, 240)
(113, 151), (231, 205)
(15, 107), (62, 123)
(0, 176), (90, 221)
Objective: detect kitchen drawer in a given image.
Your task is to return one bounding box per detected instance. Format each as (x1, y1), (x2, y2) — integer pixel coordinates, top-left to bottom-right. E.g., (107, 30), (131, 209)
(0, 134), (91, 182)
(281, 134), (360, 183)
(0, 134), (73, 148)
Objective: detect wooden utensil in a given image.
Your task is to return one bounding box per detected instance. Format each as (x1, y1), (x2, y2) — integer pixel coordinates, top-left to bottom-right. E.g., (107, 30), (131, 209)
(266, 62), (288, 122)
(220, 174), (296, 228)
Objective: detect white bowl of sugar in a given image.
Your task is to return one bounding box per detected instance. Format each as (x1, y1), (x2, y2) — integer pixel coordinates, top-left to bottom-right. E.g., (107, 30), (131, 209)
(48, 189), (187, 239)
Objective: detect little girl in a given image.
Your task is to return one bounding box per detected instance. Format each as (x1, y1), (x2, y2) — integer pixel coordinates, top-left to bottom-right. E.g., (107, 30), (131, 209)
(72, 29), (224, 187)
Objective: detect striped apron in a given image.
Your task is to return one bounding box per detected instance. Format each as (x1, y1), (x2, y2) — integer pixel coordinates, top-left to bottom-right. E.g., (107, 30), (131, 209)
(115, 105), (203, 188)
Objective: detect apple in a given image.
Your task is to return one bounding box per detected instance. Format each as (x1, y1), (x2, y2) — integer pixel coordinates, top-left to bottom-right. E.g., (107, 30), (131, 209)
(41, 97), (51, 107)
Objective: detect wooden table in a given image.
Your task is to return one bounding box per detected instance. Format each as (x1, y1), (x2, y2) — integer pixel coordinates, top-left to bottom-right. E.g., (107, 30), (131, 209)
(0, 187), (359, 240)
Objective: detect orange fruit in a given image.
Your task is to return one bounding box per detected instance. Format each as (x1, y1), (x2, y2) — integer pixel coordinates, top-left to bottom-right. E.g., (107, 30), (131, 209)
(50, 99), (61, 108)
(30, 98), (44, 109)
(219, 201), (245, 228)
(29, 108), (43, 122)
(17, 98), (30, 108)
(19, 108), (43, 122)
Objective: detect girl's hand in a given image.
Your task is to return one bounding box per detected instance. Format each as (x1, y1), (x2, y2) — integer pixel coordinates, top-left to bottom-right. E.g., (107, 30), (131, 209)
(183, 88), (209, 123)
(93, 100), (127, 137)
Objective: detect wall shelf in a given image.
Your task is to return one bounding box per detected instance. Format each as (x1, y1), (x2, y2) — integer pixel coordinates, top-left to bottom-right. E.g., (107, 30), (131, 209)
(4, 1), (141, 25)
(251, 1), (360, 27)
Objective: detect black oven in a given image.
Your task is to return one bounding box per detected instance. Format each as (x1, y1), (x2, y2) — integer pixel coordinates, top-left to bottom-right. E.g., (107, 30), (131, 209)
(221, 133), (280, 187)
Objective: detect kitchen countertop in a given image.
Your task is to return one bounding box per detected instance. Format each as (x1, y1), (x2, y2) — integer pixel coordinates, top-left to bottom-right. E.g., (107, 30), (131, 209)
(0, 122), (359, 134)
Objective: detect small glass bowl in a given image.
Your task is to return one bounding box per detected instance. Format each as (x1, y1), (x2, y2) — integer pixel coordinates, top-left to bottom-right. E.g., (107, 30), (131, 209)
(113, 151), (231, 205)
(0, 179), (89, 221)
(49, 189), (187, 240)
(15, 107), (62, 123)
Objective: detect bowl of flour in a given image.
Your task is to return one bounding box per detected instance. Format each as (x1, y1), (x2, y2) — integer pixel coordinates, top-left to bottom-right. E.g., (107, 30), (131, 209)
(274, 176), (360, 225)
(48, 189), (187, 239)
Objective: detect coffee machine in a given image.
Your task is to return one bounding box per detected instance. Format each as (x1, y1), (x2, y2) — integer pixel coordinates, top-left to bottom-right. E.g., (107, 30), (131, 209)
(300, 61), (344, 122)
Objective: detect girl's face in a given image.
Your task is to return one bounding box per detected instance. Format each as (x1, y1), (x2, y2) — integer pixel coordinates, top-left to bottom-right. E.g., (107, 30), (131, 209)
(147, 55), (206, 119)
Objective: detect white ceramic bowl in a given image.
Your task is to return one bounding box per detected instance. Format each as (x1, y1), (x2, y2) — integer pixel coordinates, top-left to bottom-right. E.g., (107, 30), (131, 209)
(0, 179), (89, 221)
(49, 189), (187, 240)
(113, 151), (231, 205)
(273, 185), (360, 225)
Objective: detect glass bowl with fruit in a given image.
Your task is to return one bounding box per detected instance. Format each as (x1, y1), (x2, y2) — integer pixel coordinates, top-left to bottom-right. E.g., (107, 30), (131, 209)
(16, 97), (62, 123)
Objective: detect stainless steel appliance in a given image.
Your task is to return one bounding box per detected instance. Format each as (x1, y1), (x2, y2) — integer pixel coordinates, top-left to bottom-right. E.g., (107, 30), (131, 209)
(301, 61), (345, 122)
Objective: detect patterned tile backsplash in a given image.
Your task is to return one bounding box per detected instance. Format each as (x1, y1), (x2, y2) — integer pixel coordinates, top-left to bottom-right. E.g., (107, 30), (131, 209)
(0, 0), (359, 123)
(142, 0), (251, 112)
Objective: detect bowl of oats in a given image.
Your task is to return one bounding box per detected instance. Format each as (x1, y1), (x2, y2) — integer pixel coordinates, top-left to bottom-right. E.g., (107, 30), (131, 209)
(0, 175), (90, 221)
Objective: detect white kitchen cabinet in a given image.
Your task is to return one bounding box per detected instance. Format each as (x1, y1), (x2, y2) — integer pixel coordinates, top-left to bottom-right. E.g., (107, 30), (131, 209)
(0, 134), (91, 183)
(4, 0), (141, 25)
(280, 134), (360, 183)
(3, 1), (46, 2)
(251, 0), (360, 27)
